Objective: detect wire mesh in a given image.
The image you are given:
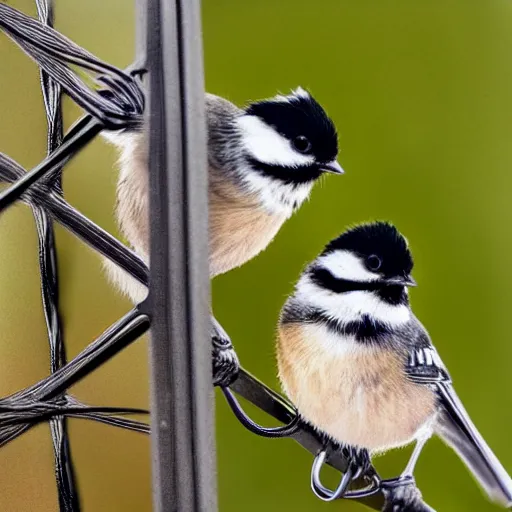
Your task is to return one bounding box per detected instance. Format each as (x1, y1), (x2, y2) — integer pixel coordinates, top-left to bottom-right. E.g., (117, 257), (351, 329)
(0, 1), (435, 511)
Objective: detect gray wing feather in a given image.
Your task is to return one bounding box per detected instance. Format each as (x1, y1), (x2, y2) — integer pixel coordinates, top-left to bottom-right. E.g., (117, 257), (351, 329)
(404, 326), (512, 507)
(205, 93), (243, 172)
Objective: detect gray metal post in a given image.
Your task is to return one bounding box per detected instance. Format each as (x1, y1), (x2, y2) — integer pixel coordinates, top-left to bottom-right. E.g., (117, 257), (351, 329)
(144, 0), (217, 511)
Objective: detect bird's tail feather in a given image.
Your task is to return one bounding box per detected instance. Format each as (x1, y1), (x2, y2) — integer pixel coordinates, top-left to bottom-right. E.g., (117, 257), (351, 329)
(436, 383), (512, 507)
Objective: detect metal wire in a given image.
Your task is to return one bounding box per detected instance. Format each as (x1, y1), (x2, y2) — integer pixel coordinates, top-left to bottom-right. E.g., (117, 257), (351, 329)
(0, 2), (436, 511)
(33, 1), (78, 509)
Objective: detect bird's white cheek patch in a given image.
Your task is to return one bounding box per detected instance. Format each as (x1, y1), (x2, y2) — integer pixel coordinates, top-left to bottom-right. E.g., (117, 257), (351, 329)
(339, 291), (411, 325)
(237, 115), (314, 167)
(296, 276), (411, 326)
(317, 251), (380, 282)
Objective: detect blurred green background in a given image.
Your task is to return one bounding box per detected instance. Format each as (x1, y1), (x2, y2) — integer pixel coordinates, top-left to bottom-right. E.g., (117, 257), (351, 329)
(1, 0), (512, 510)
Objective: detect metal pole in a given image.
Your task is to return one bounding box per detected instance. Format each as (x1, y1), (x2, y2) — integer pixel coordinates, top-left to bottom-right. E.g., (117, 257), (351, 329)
(145, 0), (217, 511)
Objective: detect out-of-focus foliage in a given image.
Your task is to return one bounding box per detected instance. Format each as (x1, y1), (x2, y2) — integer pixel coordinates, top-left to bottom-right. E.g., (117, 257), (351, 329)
(0, 0), (512, 510)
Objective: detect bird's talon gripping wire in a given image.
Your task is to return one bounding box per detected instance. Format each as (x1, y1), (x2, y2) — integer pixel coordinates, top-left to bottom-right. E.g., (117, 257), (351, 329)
(380, 475), (416, 489)
(352, 463), (365, 481)
(311, 449), (354, 501)
(310, 448), (381, 501)
(342, 473), (381, 499)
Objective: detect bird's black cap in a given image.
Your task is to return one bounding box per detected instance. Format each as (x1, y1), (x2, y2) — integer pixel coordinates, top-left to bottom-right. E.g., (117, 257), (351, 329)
(245, 88), (338, 164)
(323, 221), (414, 279)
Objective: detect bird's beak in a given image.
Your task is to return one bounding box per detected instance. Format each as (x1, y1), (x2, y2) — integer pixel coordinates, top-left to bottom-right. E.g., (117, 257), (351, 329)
(321, 160), (344, 174)
(385, 275), (417, 287)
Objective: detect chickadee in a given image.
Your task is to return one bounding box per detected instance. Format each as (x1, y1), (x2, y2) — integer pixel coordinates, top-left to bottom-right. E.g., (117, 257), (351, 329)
(277, 221), (512, 506)
(103, 87), (342, 385)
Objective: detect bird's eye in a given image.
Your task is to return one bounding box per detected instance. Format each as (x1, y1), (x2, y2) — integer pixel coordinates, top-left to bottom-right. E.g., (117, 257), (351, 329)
(293, 135), (312, 154)
(367, 254), (382, 271)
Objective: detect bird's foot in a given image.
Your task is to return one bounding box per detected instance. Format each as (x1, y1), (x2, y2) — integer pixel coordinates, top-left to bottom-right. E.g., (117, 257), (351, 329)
(343, 445), (372, 480)
(311, 444), (373, 501)
(381, 476), (434, 512)
(211, 316), (239, 387)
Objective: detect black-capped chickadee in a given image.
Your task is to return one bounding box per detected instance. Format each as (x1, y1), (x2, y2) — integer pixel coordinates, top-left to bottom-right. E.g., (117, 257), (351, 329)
(277, 221), (512, 506)
(103, 87), (342, 385)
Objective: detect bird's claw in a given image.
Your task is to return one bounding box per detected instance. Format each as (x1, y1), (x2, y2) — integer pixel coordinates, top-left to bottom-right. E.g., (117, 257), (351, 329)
(380, 476), (434, 512)
(211, 316), (239, 387)
(212, 335), (240, 387)
(310, 444), (373, 501)
(344, 445), (371, 480)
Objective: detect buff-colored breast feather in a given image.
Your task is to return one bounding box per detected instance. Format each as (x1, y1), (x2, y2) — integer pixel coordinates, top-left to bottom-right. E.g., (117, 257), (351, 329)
(104, 132), (287, 303)
(277, 323), (436, 451)
(209, 166), (287, 277)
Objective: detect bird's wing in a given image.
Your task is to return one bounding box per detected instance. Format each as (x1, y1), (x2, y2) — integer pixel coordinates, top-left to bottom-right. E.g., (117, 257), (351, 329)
(405, 345), (512, 507)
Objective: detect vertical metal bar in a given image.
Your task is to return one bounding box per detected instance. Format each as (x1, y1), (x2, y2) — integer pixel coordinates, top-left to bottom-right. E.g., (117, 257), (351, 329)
(135, 0), (147, 68)
(145, 0), (217, 511)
